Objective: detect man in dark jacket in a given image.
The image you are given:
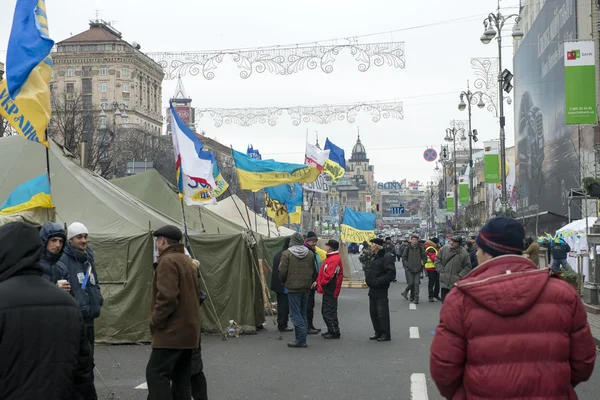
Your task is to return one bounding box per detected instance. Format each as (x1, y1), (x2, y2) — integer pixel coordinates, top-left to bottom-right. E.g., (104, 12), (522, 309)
(279, 232), (317, 348)
(365, 238), (396, 342)
(147, 225), (202, 400)
(551, 238), (572, 272)
(304, 231), (324, 334)
(466, 239), (478, 269)
(39, 222), (71, 292)
(402, 234), (426, 304)
(57, 222), (103, 397)
(431, 217), (596, 399)
(271, 237), (292, 332)
(434, 235), (471, 302)
(0, 222), (95, 400)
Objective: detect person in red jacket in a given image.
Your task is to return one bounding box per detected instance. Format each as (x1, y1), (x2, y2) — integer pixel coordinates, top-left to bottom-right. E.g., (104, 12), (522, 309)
(316, 239), (344, 339)
(430, 217), (596, 400)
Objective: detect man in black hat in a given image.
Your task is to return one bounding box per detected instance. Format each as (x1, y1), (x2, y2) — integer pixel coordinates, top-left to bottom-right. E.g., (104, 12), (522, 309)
(304, 231), (324, 334)
(146, 225), (202, 400)
(364, 238), (396, 342)
(434, 235), (471, 302)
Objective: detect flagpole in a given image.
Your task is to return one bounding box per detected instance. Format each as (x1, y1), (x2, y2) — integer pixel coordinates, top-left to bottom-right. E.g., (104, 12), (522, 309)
(180, 198), (192, 252)
(230, 145), (254, 232)
(45, 130), (51, 186)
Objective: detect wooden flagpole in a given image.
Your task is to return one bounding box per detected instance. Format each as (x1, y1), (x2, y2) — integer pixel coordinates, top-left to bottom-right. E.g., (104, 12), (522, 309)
(230, 145), (254, 232)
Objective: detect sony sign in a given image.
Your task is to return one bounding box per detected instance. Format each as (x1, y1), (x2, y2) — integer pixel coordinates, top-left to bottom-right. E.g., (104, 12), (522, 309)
(377, 181), (403, 191)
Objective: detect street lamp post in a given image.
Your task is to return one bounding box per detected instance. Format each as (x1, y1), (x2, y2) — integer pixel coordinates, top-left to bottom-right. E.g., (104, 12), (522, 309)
(445, 127), (466, 232)
(480, 8), (524, 210)
(100, 100), (128, 179)
(458, 84), (484, 204)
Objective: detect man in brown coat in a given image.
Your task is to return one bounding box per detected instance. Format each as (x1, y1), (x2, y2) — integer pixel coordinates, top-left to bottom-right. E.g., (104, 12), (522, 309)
(146, 225), (201, 400)
(279, 232), (317, 348)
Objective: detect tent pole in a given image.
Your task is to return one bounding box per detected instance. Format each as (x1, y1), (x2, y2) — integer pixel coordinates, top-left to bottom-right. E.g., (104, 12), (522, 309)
(230, 145), (254, 231)
(266, 207), (271, 237)
(253, 192), (258, 232)
(180, 198), (192, 253)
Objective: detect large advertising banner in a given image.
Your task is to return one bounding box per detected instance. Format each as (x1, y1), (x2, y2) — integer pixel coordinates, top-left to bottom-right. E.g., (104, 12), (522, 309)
(564, 40), (597, 125)
(446, 192), (455, 213)
(483, 141), (500, 183)
(514, 0), (584, 217)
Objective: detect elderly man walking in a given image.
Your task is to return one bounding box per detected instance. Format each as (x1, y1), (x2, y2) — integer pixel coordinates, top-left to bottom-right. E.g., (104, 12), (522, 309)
(280, 232), (317, 348)
(434, 235), (471, 302)
(431, 217), (596, 399)
(146, 225), (202, 400)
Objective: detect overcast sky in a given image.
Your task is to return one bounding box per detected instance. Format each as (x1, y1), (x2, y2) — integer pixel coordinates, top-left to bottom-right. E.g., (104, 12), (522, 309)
(0, 0), (520, 184)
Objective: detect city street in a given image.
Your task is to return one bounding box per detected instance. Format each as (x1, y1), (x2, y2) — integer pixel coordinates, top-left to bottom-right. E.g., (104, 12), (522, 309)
(94, 260), (600, 400)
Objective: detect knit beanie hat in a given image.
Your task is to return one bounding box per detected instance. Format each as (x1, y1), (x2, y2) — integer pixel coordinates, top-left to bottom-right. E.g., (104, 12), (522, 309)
(67, 222), (89, 241)
(475, 217), (525, 257)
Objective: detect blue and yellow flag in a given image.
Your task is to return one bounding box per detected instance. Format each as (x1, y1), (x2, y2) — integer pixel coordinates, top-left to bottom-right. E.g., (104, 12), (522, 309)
(341, 206), (376, 243)
(323, 138), (346, 181)
(264, 183), (303, 227)
(0, 0), (54, 147)
(233, 150), (320, 192)
(0, 174), (53, 215)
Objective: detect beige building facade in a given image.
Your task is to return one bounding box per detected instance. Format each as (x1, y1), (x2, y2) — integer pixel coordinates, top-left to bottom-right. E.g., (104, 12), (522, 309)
(50, 20), (164, 134)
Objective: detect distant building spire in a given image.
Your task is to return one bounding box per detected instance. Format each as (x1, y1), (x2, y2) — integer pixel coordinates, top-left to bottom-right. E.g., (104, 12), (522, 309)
(173, 75), (189, 100)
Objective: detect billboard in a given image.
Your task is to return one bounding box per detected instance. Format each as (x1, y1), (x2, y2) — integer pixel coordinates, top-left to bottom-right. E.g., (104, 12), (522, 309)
(513, 0), (586, 216)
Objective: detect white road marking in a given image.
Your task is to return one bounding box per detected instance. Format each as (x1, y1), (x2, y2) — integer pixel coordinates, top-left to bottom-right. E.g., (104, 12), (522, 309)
(135, 382), (148, 390)
(409, 303), (417, 310)
(410, 373), (429, 400)
(409, 326), (420, 339)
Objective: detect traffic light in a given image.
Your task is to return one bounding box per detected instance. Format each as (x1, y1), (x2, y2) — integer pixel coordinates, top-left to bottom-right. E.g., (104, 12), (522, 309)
(376, 204), (380, 211)
(501, 69), (513, 93)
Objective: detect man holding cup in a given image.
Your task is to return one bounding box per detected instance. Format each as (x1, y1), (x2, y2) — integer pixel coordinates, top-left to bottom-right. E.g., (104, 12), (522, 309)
(39, 222), (71, 292)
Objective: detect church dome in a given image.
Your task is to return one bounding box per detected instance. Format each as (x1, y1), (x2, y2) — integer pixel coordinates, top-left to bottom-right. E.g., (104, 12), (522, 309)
(351, 134), (367, 161)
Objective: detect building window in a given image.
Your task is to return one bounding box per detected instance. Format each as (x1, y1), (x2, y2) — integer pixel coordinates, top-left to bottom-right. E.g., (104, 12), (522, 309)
(99, 83), (108, 93)
(82, 66), (92, 77)
(66, 68), (74, 77)
(99, 67), (108, 76)
(123, 100), (129, 109)
(122, 66), (129, 77)
(66, 83), (74, 94)
(99, 116), (107, 129)
(122, 84), (129, 93)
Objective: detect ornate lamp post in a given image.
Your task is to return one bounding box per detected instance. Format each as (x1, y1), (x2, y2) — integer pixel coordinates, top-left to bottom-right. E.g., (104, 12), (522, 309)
(445, 127), (466, 231)
(458, 86), (484, 203)
(480, 9), (524, 210)
(100, 100), (128, 178)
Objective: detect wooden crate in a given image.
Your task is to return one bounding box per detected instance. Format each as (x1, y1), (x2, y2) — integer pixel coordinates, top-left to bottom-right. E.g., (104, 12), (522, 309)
(342, 279), (367, 289)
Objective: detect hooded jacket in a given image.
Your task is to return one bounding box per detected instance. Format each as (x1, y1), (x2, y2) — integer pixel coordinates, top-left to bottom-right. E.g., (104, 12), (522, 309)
(0, 222), (95, 400)
(552, 240), (571, 260)
(39, 222), (67, 282)
(424, 240), (438, 270)
(434, 244), (471, 290)
(430, 255), (596, 400)
(58, 243), (104, 325)
(316, 251), (344, 298)
(279, 233), (316, 292)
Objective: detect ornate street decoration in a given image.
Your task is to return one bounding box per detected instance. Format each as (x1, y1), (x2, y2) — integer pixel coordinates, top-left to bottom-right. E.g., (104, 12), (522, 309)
(148, 41), (405, 80)
(195, 101), (404, 127)
(448, 119), (468, 131)
(470, 57), (499, 116)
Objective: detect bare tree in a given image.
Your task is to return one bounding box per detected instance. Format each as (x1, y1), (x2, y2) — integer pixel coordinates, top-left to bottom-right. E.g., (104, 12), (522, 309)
(0, 115), (17, 138)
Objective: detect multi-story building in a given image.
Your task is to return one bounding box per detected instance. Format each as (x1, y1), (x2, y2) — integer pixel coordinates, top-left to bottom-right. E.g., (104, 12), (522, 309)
(50, 19), (164, 134)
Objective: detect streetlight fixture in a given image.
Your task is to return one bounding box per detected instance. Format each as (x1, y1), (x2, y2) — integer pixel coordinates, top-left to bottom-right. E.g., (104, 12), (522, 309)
(480, 10), (523, 211)
(109, 100), (128, 178)
(445, 126), (465, 232)
(458, 83), (486, 204)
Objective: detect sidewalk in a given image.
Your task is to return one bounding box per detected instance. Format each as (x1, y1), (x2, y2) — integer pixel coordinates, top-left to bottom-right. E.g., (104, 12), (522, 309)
(586, 311), (600, 346)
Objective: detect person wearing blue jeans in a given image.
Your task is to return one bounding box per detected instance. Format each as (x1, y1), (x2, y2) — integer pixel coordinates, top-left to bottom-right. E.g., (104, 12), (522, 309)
(279, 233), (317, 348)
(288, 292), (309, 345)
(551, 239), (571, 272)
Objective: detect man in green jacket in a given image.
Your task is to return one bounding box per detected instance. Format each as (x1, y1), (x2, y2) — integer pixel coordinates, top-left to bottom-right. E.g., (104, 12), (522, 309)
(434, 235), (471, 302)
(279, 232), (317, 348)
(402, 234), (427, 304)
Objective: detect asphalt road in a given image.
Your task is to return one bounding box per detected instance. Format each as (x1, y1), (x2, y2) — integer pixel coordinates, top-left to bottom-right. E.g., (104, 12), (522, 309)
(94, 259), (600, 400)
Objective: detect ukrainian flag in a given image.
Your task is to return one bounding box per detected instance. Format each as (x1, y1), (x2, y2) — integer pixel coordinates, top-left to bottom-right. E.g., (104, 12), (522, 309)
(341, 207), (376, 243)
(0, 0), (54, 148)
(233, 150), (320, 192)
(0, 174), (53, 215)
(323, 138), (346, 181)
(264, 183), (303, 227)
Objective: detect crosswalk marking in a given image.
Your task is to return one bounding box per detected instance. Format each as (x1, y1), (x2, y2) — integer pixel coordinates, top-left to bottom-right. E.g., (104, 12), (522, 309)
(135, 382), (147, 390)
(409, 327), (420, 339)
(409, 303), (417, 310)
(410, 373), (429, 400)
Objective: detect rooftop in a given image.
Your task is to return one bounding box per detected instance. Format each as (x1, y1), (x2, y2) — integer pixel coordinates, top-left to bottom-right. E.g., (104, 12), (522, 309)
(58, 20), (123, 44)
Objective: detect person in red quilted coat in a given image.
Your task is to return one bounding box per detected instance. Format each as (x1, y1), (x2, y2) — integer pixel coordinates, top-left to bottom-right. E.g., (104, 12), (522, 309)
(430, 217), (596, 400)
(316, 239), (344, 339)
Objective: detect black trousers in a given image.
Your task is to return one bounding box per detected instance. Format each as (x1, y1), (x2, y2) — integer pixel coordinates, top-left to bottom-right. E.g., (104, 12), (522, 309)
(191, 347), (208, 400)
(307, 288), (316, 327)
(276, 293), (290, 329)
(427, 270), (440, 299)
(146, 348), (193, 400)
(369, 295), (390, 337)
(441, 288), (451, 303)
(85, 324), (98, 400)
(321, 293), (340, 334)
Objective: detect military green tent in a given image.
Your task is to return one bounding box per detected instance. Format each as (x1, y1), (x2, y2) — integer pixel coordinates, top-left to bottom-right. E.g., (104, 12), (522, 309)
(0, 136), (266, 342)
(111, 169), (244, 234)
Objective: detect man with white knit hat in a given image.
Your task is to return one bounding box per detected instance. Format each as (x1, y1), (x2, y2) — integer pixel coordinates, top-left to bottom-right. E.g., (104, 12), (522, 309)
(57, 221), (103, 398)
